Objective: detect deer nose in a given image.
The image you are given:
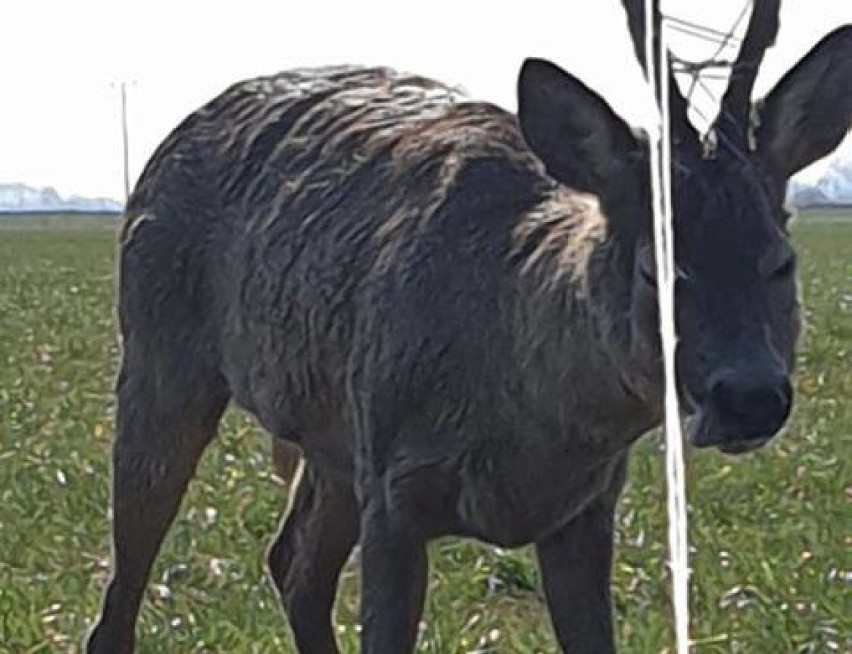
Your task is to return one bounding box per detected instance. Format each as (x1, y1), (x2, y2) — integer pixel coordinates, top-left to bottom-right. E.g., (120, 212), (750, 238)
(709, 371), (793, 440)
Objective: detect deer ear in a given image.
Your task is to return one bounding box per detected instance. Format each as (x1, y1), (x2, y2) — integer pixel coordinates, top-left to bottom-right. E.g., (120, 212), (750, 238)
(517, 58), (640, 195)
(756, 26), (852, 181)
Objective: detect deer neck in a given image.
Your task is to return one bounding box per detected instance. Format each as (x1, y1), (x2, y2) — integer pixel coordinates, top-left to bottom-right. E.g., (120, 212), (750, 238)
(511, 189), (663, 436)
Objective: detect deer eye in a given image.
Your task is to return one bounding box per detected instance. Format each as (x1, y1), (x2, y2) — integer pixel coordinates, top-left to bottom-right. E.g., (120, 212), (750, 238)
(771, 254), (796, 279)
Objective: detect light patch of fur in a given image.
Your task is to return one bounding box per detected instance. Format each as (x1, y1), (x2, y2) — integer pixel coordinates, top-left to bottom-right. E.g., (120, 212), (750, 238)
(513, 187), (606, 293)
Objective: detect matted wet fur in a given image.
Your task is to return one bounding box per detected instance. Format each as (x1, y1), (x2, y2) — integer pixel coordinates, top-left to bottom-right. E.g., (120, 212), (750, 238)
(88, 10), (851, 654)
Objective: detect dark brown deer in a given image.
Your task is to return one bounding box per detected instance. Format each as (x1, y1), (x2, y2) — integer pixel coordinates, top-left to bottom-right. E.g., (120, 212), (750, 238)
(87, 0), (851, 649)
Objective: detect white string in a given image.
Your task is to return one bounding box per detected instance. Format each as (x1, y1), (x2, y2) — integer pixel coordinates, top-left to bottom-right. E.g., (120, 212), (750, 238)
(644, 2), (691, 653)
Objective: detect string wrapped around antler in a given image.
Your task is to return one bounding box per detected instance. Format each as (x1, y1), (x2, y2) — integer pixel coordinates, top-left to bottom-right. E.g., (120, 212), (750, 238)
(622, 0), (784, 156)
(713, 0), (781, 151)
(621, 0), (699, 152)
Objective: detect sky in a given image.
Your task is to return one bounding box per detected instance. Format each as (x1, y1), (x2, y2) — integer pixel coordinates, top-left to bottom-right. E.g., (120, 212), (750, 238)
(1, 0), (850, 200)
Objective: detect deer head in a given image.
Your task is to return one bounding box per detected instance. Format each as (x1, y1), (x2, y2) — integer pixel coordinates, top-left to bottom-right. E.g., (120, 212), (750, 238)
(517, 2), (851, 453)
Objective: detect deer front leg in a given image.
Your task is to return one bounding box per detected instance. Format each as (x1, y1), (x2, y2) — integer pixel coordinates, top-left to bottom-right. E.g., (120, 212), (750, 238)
(535, 457), (627, 654)
(358, 482), (429, 654)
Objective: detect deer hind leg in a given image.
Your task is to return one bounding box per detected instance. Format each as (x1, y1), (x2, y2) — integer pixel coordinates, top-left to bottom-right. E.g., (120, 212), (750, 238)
(268, 461), (359, 654)
(86, 344), (230, 654)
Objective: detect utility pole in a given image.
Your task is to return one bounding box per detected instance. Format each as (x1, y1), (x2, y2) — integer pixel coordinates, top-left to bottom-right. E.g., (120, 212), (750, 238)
(110, 80), (136, 203)
(120, 81), (130, 202)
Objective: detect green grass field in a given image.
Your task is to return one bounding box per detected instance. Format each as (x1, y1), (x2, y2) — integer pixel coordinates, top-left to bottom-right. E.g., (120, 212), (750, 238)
(1, 211), (849, 653)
